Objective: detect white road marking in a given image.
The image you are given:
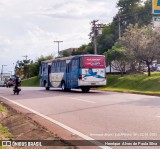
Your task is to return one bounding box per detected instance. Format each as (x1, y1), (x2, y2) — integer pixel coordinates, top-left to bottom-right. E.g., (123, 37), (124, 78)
(0, 96), (111, 149)
(71, 97), (96, 104)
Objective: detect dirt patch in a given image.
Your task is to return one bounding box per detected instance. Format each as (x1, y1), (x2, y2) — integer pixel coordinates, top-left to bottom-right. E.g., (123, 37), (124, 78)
(0, 102), (76, 149)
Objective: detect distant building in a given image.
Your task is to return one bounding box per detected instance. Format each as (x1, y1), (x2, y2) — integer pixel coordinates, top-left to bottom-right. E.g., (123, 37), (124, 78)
(0, 73), (10, 81)
(59, 48), (78, 57)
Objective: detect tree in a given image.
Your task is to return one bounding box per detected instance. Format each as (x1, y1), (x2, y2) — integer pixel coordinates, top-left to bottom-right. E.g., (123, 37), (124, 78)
(15, 55), (53, 79)
(104, 42), (128, 76)
(137, 0), (152, 26)
(73, 0), (152, 55)
(34, 55), (53, 76)
(15, 59), (31, 79)
(63, 51), (70, 57)
(74, 44), (93, 55)
(120, 24), (160, 76)
(117, 0), (140, 13)
(95, 0), (152, 55)
(97, 24), (117, 54)
(115, 0), (152, 36)
(117, 0), (140, 28)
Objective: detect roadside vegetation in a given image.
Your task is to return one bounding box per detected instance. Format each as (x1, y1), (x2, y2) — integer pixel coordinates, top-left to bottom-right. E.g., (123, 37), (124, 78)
(22, 72), (160, 95)
(0, 104), (8, 113)
(21, 76), (39, 87)
(100, 72), (160, 95)
(0, 124), (12, 139)
(0, 103), (12, 142)
(0, 103), (76, 148)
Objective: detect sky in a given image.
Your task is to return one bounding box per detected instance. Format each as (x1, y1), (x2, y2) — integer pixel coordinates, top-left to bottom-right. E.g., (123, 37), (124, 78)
(0, 0), (119, 73)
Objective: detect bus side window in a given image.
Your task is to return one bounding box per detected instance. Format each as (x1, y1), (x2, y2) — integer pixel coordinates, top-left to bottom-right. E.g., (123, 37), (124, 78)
(80, 57), (82, 68)
(42, 65), (45, 75)
(66, 64), (68, 73)
(48, 65), (51, 74)
(66, 63), (70, 73)
(72, 60), (74, 71)
(57, 62), (60, 72)
(72, 59), (78, 71)
(57, 62), (59, 72)
(52, 63), (54, 73)
(55, 63), (57, 72)
(43, 68), (45, 73)
(60, 62), (62, 72)
(60, 61), (64, 72)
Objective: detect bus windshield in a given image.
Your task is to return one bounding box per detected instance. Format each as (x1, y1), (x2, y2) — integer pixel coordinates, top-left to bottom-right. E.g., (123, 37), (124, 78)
(82, 56), (106, 68)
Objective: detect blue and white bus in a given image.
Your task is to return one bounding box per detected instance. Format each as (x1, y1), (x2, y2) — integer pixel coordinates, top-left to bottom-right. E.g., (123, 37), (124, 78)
(40, 55), (107, 92)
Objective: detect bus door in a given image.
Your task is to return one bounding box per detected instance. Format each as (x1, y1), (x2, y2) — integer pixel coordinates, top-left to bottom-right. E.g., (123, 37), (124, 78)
(47, 64), (51, 87)
(40, 63), (45, 87)
(66, 60), (71, 88)
(71, 59), (79, 88)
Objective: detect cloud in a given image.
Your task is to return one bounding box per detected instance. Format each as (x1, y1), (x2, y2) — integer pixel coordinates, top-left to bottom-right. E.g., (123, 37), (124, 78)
(0, 0), (118, 72)
(36, 0), (118, 21)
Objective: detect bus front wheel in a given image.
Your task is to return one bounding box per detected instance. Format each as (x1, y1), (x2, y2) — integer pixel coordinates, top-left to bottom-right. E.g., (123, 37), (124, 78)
(46, 86), (50, 90)
(45, 82), (50, 90)
(81, 87), (90, 93)
(61, 82), (66, 91)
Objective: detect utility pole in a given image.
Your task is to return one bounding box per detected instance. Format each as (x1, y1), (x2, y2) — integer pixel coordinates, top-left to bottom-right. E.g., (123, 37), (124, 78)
(90, 20), (105, 54)
(1, 65), (7, 81)
(13, 63), (15, 75)
(91, 20), (98, 54)
(54, 41), (63, 57)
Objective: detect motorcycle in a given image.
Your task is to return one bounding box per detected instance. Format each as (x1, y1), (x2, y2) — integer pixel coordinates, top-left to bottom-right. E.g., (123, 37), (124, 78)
(13, 83), (21, 95)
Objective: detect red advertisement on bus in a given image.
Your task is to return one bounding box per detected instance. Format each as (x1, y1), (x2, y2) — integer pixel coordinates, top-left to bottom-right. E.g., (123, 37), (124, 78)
(82, 56), (106, 68)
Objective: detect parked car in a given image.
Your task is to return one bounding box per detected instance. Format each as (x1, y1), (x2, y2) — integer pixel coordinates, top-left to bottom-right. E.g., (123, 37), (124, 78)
(143, 65), (154, 72)
(143, 66), (148, 72)
(156, 64), (160, 71)
(0, 80), (6, 87)
(6, 77), (15, 88)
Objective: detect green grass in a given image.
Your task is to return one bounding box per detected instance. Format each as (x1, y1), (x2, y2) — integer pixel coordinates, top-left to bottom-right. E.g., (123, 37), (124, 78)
(99, 72), (160, 95)
(0, 124), (12, 139)
(21, 73), (160, 95)
(0, 104), (8, 113)
(0, 104), (12, 144)
(21, 76), (40, 87)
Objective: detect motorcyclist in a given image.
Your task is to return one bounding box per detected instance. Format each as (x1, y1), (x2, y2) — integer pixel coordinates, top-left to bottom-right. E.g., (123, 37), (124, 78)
(14, 75), (21, 90)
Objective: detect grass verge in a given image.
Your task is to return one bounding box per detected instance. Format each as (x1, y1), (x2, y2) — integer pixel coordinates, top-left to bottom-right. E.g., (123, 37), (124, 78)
(0, 104), (8, 113)
(0, 124), (12, 139)
(99, 72), (160, 95)
(21, 76), (39, 87)
(0, 103), (12, 143)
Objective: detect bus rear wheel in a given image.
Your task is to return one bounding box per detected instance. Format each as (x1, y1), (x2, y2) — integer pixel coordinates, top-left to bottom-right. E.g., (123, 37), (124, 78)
(61, 82), (71, 92)
(81, 87), (90, 93)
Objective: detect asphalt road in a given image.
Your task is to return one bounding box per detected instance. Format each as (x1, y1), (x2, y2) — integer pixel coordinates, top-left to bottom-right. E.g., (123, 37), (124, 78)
(0, 87), (160, 149)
